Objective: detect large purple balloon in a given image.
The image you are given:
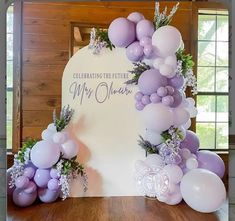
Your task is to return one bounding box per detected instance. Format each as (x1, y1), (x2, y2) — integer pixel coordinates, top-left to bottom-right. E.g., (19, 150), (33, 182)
(180, 130), (200, 154)
(197, 150), (225, 178)
(13, 188), (37, 207)
(34, 169), (51, 188)
(126, 41), (144, 61)
(171, 89), (182, 108)
(138, 69), (168, 95)
(108, 17), (136, 48)
(136, 19), (154, 40)
(168, 75), (184, 89)
(38, 188), (60, 203)
(127, 12), (144, 24)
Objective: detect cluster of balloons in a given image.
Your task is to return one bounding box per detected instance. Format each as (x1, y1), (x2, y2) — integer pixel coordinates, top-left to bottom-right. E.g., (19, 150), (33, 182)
(108, 11), (226, 213)
(8, 123), (79, 207)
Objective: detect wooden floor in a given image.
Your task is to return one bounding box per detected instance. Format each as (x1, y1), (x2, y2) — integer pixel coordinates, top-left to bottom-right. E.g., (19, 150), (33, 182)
(7, 196), (228, 221)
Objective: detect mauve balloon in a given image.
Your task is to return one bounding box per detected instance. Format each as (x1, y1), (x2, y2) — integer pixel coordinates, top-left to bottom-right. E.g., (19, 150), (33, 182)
(38, 188), (60, 203)
(168, 75), (184, 89)
(180, 130), (200, 154)
(13, 188), (37, 207)
(171, 89), (182, 108)
(108, 17), (136, 48)
(34, 169), (51, 188)
(126, 41), (144, 62)
(136, 19), (155, 40)
(127, 12), (145, 24)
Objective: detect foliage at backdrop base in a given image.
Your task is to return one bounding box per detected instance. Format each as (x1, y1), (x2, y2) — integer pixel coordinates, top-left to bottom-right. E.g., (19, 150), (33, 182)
(7, 106), (87, 207)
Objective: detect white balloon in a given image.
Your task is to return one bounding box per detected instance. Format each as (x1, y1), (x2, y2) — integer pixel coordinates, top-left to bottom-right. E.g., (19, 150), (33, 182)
(186, 106), (198, 118)
(141, 103), (173, 133)
(164, 55), (177, 68)
(53, 132), (69, 144)
(163, 164), (183, 184)
(145, 129), (162, 145)
(145, 154), (164, 168)
(173, 107), (190, 127)
(157, 194), (169, 203)
(183, 119), (191, 130)
(41, 129), (55, 141)
(159, 64), (175, 78)
(153, 57), (164, 69)
(187, 97), (195, 106)
(186, 157), (198, 170)
(47, 123), (57, 132)
(181, 148), (192, 160)
(152, 25), (182, 57)
(61, 139), (79, 159)
(180, 169), (226, 213)
(31, 140), (60, 169)
(166, 191), (183, 205)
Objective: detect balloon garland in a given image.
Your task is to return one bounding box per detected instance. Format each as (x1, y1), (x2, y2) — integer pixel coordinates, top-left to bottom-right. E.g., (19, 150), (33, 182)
(89, 2), (226, 213)
(8, 106), (88, 207)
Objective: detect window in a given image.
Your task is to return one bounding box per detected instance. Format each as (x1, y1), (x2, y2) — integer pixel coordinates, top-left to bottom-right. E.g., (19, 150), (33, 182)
(196, 10), (229, 150)
(6, 5), (14, 150)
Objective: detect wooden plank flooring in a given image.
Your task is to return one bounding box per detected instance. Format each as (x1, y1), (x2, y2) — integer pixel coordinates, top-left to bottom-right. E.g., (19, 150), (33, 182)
(7, 196), (228, 221)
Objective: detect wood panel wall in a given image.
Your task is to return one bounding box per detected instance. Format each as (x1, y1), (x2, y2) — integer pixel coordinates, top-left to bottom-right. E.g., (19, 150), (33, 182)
(21, 1), (194, 141)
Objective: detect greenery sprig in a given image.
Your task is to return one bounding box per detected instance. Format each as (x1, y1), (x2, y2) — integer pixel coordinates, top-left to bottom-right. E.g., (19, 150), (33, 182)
(125, 62), (151, 85)
(95, 28), (115, 51)
(176, 49), (195, 76)
(161, 127), (184, 142)
(53, 105), (74, 132)
(137, 135), (159, 154)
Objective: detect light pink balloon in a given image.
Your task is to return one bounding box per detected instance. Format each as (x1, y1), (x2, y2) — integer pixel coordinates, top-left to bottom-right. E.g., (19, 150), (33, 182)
(61, 139), (79, 159)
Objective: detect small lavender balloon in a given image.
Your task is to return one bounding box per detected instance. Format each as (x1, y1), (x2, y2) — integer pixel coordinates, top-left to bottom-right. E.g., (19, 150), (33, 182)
(23, 167), (35, 179)
(138, 69), (168, 95)
(168, 75), (184, 89)
(141, 95), (151, 105)
(143, 44), (154, 58)
(135, 101), (145, 111)
(24, 181), (37, 194)
(50, 168), (60, 179)
(165, 85), (175, 95)
(47, 179), (60, 191)
(127, 12), (144, 24)
(135, 91), (143, 101)
(162, 95), (174, 106)
(171, 89), (182, 108)
(15, 176), (29, 189)
(157, 87), (168, 97)
(136, 19), (155, 40)
(139, 36), (152, 47)
(126, 41), (144, 62)
(13, 188), (37, 207)
(38, 188), (60, 203)
(34, 169), (51, 188)
(150, 93), (161, 103)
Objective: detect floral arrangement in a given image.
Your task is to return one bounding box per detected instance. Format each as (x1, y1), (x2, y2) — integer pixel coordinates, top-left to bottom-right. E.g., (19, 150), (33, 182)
(8, 106), (87, 207)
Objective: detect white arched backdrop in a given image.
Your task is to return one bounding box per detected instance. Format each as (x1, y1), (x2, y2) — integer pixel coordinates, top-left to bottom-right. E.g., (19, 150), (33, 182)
(62, 46), (145, 196)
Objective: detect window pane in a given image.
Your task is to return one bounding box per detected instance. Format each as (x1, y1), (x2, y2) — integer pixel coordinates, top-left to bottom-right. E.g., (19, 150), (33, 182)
(197, 67), (215, 92)
(198, 14), (216, 41)
(216, 42), (228, 66)
(7, 91), (13, 121)
(216, 67), (228, 92)
(217, 96), (228, 122)
(198, 41), (215, 66)
(217, 15), (229, 41)
(7, 61), (13, 88)
(7, 34), (13, 60)
(196, 123), (215, 149)
(216, 123), (228, 149)
(7, 6), (13, 33)
(7, 120), (13, 150)
(197, 95), (215, 122)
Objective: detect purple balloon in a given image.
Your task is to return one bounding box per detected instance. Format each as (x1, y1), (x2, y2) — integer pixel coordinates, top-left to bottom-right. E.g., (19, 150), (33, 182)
(48, 179), (59, 191)
(108, 17), (136, 48)
(38, 188), (60, 203)
(126, 41), (144, 62)
(139, 36), (152, 47)
(135, 101), (145, 111)
(136, 19), (154, 40)
(171, 89), (182, 108)
(197, 150), (225, 178)
(143, 45), (154, 58)
(157, 87), (168, 97)
(138, 69), (168, 95)
(168, 75), (184, 89)
(141, 95), (151, 105)
(50, 168), (60, 179)
(150, 93), (161, 103)
(162, 95), (174, 106)
(23, 167), (36, 179)
(13, 188), (37, 207)
(127, 12), (144, 24)
(34, 169), (51, 188)
(15, 176), (29, 189)
(180, 130), (200, 154)
(165, 86), (175, 95)
(24, 181), (37, 194)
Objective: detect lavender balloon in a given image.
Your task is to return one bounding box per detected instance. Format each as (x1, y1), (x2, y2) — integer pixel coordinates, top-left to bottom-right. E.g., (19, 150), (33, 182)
(138, 69), (168, 95)
(162, 95), (174, 106)
(136, 19), (154, 40)
(126, 41), (144, 62)
(135, 101), (145, 111)
(168, 75), (184, 89)
(23, 167), (35, 179)
(50, 168), (60, 179)
(197, 150), (225, 178)
(139, 36), (152, 47)
(127, 12), (144, 24)
(171, 89), (182, 108)
(141, 95), (151, 105)
(143, 45), (154, 58)
(157, 87), (168, 97)
(150, 93), (161, 103)
(48, 179), (60, 191)
(38, 188), (60, 203)
(108, 17), (136, 48)
(24, 181), (37, 194)
(13, 188), (37, 207)
(165, 86), (175, 95)
(180, 130), (200, 154)
(34, 169), (51, 188)
(15, 176), (29, 189)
